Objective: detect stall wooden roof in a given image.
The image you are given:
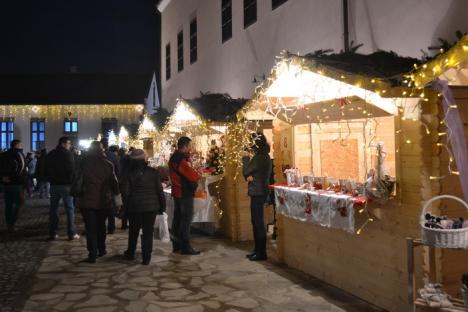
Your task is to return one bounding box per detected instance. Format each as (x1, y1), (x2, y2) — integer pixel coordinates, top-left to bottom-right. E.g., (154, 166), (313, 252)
(247, 50), (435, 124)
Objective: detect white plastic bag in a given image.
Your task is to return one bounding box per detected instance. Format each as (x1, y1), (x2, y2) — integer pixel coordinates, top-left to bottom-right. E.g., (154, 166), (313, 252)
(155, 212), (170, 243)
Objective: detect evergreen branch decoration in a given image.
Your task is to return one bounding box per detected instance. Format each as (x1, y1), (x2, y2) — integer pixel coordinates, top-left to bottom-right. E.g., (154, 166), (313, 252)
(150, 108), (171, 129)
(305, 49), (334, 58)
(421, 30), (467, 61)
(349, 40), (364, 53)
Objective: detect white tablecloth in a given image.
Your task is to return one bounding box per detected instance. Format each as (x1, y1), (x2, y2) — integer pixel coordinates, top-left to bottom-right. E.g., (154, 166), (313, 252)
(273, 186), (359, 233)
(164, 174), (223, 227)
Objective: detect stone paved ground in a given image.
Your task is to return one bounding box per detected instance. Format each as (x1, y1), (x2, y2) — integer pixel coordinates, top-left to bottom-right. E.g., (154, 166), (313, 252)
(1, 197), (384, 312)
(0, 196), (50, 312)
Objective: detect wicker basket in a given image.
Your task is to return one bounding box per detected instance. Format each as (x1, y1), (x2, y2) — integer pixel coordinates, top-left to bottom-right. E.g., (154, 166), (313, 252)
(420, 195), (468, 249)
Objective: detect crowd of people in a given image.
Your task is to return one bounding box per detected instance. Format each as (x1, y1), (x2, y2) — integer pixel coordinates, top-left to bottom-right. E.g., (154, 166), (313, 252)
(0, 133), (272, 264)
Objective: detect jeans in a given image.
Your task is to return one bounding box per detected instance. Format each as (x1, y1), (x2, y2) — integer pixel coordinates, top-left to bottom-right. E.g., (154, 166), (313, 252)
(82, 209), (109, 259)
(250, 195), (268, 256)
(49, 185), (76, 239)
(172, 197), (194, 251)
(4, 185), (24, 228)
(127, 211), (157, 263)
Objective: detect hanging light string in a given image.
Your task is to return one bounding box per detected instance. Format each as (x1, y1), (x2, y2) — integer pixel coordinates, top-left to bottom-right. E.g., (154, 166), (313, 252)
(404, 37), (468, 180)
(238, 45), (467, 234)
(1, 104), (143, 122)
(151, 98), (258, 220)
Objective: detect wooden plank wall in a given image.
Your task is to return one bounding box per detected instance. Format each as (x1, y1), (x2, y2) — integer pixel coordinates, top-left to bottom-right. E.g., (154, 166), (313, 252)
(292, 117), (396, 181)
(218, 162), (237, 240)
(276, 99), (434, 311)
(217, 125), (261, 242)
(438, 86), (468, 297)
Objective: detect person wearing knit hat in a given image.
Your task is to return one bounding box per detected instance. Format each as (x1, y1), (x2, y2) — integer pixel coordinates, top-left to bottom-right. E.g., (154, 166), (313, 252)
(129, 149), (146, 160)
(120, 148), (166, 265)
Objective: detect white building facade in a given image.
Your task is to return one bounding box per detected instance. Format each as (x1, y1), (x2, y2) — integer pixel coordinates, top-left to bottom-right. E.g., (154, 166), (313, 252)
(158, 0), (468, 110)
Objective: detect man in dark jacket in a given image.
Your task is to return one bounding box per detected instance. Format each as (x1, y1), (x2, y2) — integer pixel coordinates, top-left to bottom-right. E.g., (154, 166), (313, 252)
(121, 149), (166, 265)
(45, 136), (79, 241)
(0, 140), (26, 232)
(169, 136), (201, 255)
(100, 138), (120, 234)
(242, 133), (272, 261)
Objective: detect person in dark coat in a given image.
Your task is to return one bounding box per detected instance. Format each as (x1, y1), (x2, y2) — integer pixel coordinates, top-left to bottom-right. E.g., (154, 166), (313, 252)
(121, 149), (166, 265)
(242, 133), (272, 261)
(100, 138), (120, 234)
(45, 137), (78, 241)
(169, 137), (201, 255)
(25, 152), (37, 198)
(118, 147), (130, 230)
(76, 141), (120, 263)
(0, 140), (27, 232)
(35, 149), (50, 198)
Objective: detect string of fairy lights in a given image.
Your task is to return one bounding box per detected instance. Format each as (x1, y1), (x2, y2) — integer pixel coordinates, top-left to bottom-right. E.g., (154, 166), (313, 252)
(234, 51), (396, 234)
(404, 35), (468, 180)
(233, 36), (468, 234)
(130, 36), (468, 235)
(0, 104), (144, 121)
(143, 99), (256, 221)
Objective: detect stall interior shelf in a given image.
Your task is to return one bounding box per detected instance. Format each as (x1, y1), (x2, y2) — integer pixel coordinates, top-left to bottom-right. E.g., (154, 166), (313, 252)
(406, 238), (468, 312)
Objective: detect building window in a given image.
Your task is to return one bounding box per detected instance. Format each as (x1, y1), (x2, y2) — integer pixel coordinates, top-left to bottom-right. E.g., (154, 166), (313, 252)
(221, 0), (232, 42)
(190, 18), (197, 64)
(272, 0), (288, 10)
(177, 31), (184, 72)
(244, 0), (257, 28)
(165, 43), (171, 80)
(64, 118), (78, 134)
(31, 118), (45, 151)
(0, 118), (14, 151)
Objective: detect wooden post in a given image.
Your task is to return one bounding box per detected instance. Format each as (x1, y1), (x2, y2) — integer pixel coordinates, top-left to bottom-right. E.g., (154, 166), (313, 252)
(407, 238), (415, 312)
(428, 246), (437, 282)
(143, 138), (154, 158)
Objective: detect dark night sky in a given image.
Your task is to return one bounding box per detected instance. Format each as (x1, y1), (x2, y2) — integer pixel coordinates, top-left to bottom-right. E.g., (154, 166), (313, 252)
(0, 0), (160, 74)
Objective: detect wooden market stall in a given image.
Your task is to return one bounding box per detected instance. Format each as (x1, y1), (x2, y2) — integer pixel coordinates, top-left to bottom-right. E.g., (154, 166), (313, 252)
(405, 35), (468, 310)
(154, 93), (262, 241)
(243, 46), (468, 311)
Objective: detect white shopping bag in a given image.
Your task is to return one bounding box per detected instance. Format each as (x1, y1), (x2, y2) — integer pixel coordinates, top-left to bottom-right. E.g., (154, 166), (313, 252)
(155, 212), (170, 243)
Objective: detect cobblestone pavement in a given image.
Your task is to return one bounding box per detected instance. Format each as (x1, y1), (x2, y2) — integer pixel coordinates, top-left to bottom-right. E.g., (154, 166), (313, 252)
(0, 197), (51, 312)
(2, 197), (383, 312)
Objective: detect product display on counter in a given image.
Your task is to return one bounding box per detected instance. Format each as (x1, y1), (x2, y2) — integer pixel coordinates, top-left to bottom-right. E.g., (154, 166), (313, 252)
(272, 184), (366, 233)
